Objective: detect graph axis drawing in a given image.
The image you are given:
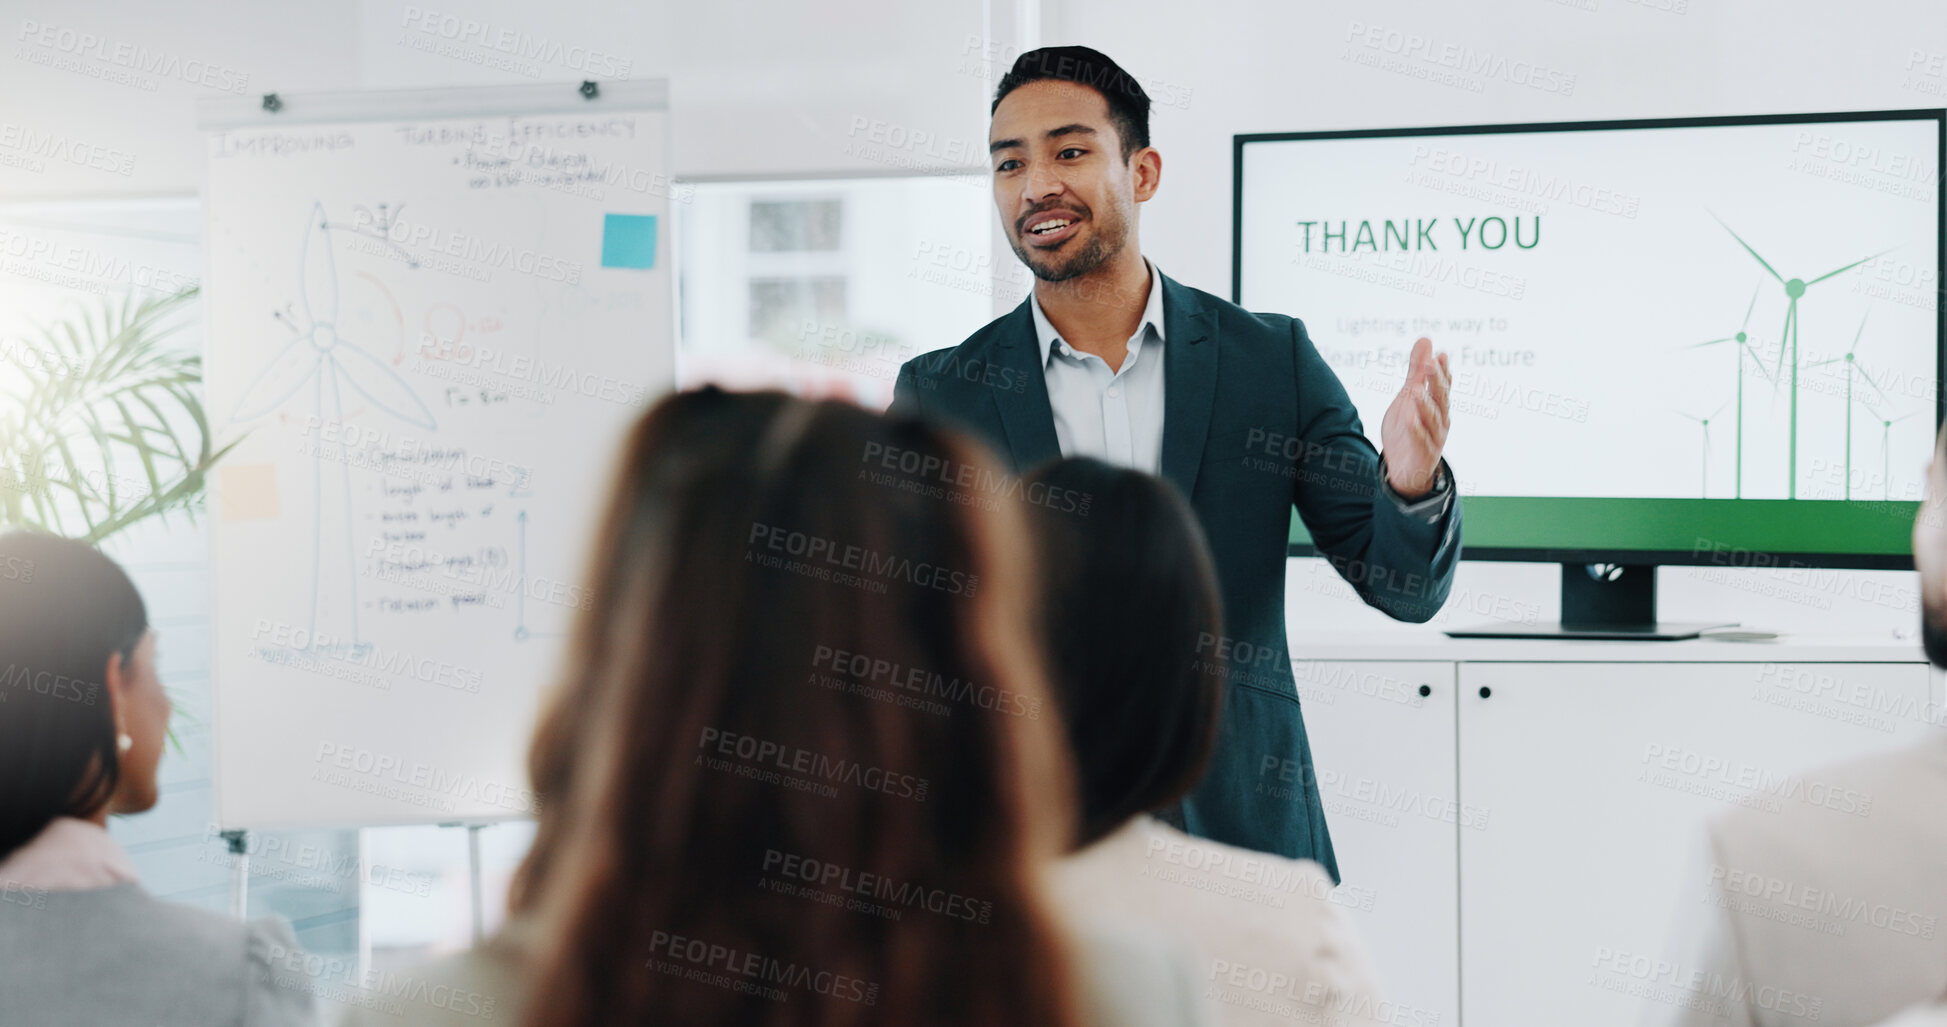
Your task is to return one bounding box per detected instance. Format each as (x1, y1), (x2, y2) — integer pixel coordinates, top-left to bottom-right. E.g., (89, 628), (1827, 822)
(228, 202), (438, 647)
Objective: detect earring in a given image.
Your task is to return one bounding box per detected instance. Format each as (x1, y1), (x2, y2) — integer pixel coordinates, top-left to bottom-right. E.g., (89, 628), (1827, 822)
(117, 733), (133, 753)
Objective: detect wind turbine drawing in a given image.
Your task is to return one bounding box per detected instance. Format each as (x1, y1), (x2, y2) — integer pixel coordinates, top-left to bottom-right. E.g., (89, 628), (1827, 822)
(1805, 312), (1892, 500)
(228, 202), (436, 647)
(1683, 282), (1776, 498)
(1712, 214), (1888, 498)
(1673, 401), (1729, 498)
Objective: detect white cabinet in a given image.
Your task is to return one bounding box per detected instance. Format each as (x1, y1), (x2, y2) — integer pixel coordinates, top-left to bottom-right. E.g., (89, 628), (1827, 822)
(1455, 660), (1932, 1025)
(1298, 660), (1460, 1026)
(1286, 635), (1936, 1025)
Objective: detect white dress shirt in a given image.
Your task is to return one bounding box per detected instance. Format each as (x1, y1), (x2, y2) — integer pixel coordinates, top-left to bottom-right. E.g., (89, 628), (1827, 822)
(1029, 257), (1170, 475)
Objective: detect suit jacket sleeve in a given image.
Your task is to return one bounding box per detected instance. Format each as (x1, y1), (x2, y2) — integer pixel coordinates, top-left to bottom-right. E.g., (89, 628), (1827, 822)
(891, 355), (924, 417)
(1290, 316), (1459, 623)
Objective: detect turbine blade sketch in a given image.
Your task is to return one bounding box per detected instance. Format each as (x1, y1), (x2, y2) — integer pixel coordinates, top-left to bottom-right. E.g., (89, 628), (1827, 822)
(301, 202), (339, 329)
(1806, 250), (1893, 287)
(1770, 303), (1795, 385)
(1741, 284), (1759, 330)
(1712, 214), (1784, 283)
(331, 340), (438, 430)
(231, 334), (322, 422)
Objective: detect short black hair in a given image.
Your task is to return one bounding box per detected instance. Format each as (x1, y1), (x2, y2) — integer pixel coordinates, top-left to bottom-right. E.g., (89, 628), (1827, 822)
(992, 46), (1151, 162)
(1021, 458), (1223, 848)
(0, 531), (148, 860)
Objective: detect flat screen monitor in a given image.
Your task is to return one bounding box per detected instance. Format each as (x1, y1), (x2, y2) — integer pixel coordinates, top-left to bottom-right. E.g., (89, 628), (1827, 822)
(1235, 110), (1944, 635)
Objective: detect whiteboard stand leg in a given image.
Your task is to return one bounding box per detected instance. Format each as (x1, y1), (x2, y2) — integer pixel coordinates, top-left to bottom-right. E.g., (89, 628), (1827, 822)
(221, 830), (250, 920)
(467, 824), (486, 946)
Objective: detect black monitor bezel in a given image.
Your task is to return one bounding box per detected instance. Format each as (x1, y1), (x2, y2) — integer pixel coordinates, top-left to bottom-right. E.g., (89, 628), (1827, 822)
(1233, 109), (1947, 571)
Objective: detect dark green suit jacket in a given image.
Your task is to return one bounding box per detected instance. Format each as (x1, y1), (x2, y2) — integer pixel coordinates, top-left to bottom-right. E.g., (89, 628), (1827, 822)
(892, 272), (1461, 881)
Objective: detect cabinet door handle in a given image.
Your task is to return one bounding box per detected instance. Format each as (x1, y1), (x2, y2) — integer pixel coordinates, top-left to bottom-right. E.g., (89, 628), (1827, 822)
(1478, 686), (1492, 699)
(1418, 684), (1432, 697)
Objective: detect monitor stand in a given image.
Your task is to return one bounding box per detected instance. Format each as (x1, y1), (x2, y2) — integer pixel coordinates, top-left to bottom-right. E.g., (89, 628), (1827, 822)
(1443, 563), (1735, 641)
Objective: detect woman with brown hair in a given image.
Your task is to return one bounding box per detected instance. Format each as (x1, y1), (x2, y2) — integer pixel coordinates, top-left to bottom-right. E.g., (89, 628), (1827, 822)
(343, 388), (1205, 1027)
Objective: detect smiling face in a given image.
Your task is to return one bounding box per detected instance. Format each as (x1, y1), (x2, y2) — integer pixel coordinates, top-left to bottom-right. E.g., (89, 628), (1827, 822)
(989, 80), (1158, 284)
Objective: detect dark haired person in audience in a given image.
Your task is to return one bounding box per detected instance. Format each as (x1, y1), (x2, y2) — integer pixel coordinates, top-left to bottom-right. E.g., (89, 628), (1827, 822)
(342, 388), (1208, 1027)
(1023, 458), (1387, 1027)
(1652, 424), (1947, 1027)
(895, 44), (1460, 876)
(0, 531), (314, 1026)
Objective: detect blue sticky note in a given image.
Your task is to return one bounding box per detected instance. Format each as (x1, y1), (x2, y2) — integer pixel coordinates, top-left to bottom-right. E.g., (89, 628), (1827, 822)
(601, 214), (657, 269)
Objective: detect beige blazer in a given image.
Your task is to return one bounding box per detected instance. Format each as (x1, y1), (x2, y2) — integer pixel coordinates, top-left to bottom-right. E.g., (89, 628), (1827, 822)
(1049, 815), (1388, 1027)
(1656, 734), (1947, 1026)
(338, 910), (1211, 1026)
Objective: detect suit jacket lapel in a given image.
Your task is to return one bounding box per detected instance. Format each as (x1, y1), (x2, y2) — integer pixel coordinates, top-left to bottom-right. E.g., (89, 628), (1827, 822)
(1160, 274), (1218, 499)
(989, 298), (1062, 474)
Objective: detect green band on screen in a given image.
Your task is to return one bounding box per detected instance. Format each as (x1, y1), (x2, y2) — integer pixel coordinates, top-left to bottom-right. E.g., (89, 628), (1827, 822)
(1289, 497), (1920, 557)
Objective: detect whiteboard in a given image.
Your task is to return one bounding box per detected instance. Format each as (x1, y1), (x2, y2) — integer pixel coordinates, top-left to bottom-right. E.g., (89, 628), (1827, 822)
(199, 83), (674, 828)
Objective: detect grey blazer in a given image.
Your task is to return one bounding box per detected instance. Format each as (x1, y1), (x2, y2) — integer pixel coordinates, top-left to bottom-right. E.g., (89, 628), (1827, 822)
(0, 882), (314, 1027)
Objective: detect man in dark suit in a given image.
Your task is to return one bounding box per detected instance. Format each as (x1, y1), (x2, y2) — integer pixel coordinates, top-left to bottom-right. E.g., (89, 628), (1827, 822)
(893, 46), (1460, 879)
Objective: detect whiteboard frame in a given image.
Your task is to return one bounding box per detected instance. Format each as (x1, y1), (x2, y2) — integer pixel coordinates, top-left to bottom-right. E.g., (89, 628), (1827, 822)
(197, 79), (668, 131)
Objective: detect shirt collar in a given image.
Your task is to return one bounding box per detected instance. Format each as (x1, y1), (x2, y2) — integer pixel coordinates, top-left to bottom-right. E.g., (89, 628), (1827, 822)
(1029, 256), (1166, 367)
(0, 816), (139, 892)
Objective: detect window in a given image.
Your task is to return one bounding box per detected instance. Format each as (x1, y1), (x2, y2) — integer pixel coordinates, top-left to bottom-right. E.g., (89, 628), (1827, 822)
(676, 175), (1002, 409)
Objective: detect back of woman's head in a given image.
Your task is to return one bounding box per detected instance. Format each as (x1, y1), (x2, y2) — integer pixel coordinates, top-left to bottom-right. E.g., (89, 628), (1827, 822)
(0, 531), (148, 858)
(1021, 458), (1225, 848)
(517, 388), (1081, 1027)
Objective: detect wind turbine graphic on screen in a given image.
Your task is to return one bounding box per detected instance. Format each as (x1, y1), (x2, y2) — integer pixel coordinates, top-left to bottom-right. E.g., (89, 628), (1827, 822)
(1712, 213), (1888, 498)
(1673, 401), (1728, 498)
(228, 202), (436, 647)
(1878, 410), (1921, 501)
(1683, 282), (1775, 498)
(1805, 313), (1892, 500)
